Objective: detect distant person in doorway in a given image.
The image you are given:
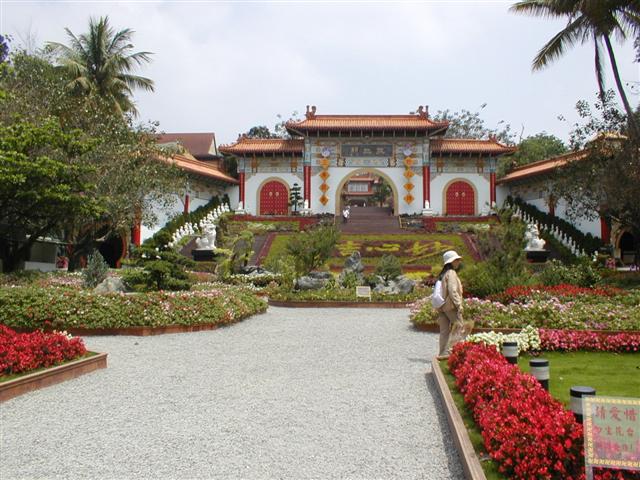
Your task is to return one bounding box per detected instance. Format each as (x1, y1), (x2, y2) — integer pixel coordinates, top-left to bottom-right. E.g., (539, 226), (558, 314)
(342, 207), (349, 223)
(435, 250), (469, 358)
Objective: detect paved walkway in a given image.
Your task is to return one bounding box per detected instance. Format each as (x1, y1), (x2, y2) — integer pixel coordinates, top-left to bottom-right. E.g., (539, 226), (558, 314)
(1, 307), (462, 480)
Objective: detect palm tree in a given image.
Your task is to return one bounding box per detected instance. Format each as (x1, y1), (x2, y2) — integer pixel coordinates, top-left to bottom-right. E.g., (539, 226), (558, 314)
(46, 16), (154, 116)
(510, 1), (640, 139)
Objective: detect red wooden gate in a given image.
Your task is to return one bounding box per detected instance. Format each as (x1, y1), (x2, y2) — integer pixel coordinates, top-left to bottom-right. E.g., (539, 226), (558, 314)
(259, 181), (288, 215)
(446, 181), (475, 215)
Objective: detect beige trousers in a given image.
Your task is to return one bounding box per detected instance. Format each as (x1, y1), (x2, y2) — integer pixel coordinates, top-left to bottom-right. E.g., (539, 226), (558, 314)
(437, 309), (471, 356)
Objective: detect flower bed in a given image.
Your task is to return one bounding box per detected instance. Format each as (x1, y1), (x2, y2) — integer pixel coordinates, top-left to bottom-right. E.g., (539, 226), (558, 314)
(0, 284), (267, 330)
(0, 325), (86, 377)
(487, 284), (625, 304)
(448, 342), (638, 480)
(410, 290), (640, 331)
(466, 327), (640, 353)
(269, 287), (429, 304)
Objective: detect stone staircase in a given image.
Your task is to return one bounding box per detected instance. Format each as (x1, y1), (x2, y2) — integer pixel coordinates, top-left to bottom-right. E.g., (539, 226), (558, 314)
(339, 206), (405, 234)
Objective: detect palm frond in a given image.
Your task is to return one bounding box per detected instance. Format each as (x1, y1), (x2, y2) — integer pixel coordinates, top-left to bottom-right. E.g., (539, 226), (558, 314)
(510, 0), (575, 17)
(119, 73), (155, 92)
(532, 14), (587, 70)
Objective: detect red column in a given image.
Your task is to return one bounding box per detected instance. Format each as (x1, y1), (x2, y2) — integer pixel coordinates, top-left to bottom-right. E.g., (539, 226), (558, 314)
(422, 165), (430, 205)
(549, 197), (555, 217)
(304, 165), (311, 203)
(490, 172), (496, 205)
(131, 219), (141, 247)
(600, 217), (611, 243)
(184, 194), (190, 214)
(239, 172), (246, 204)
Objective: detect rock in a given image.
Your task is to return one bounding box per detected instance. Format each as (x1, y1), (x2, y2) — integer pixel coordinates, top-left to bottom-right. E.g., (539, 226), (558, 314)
(371, 275), (415, 295)
(295, 275), (330, 291)
(343, 252), (364, 273)
(94, 277), (127, 294)
(240, 265), (269, 275)
(394, 275), (416, 294)
(308, 271), (333, 280)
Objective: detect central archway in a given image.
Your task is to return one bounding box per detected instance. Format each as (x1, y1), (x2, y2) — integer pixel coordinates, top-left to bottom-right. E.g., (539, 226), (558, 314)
(334, 168), (400, 216)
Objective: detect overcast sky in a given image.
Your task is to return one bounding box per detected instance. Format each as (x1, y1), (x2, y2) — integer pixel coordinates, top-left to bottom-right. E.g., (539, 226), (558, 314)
(2, 0), (639, 146)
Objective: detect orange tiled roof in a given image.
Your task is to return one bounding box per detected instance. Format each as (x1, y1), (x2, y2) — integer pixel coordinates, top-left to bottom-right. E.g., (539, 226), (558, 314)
(287, 115), (449, 133)
(219, 138), (304, 155)
(431, 138), (517, 155)
(164, 154), (238, 184)
(285, 106), (448, 134)
(497, 149), (587, 184)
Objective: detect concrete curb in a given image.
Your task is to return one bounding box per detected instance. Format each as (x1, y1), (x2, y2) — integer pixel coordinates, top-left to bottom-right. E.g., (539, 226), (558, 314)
(0, 353), (107, 403)
(430, 357), (487, 480)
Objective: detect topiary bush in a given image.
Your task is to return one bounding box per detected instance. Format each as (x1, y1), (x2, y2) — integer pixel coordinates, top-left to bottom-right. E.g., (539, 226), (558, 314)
(122, 246), (195, 291)
(82, 251), (109, 288)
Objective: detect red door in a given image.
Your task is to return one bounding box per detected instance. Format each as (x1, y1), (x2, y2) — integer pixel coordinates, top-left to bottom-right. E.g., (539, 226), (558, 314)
(446, 181), (474, 215)
(260, 181), (288, 215)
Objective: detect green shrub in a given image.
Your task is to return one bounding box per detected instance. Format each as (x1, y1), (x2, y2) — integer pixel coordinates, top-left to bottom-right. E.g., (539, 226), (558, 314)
(82, 251), (109, 288)
(0, 284), (267, 330)
(536, 259), (601, 287)
(230, 231), (254, 274)
(286, 225), (340, 275)
(339, 271), (360, 288)
(461, 263), (533, 298)
(462, 208), (531, 297)
(263, 254), (297, 290)
(598, 271), (640, 289)
(375, 255), (402, 282)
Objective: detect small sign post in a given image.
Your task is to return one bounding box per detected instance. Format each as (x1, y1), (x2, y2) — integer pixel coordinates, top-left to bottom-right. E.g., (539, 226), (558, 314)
(583, 396), (640, 479)
(356, 286), (372, 301)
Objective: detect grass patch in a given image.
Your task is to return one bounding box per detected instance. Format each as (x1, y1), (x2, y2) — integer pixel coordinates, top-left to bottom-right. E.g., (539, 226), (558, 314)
(0, 352), (98, 383)
(439, 359), (507, 480)
(518, 351), (640, 405)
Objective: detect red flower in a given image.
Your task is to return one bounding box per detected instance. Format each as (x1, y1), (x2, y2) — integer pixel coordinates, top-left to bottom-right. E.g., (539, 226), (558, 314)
(447, 342), (639, 480)
(0, 324), (86, 376)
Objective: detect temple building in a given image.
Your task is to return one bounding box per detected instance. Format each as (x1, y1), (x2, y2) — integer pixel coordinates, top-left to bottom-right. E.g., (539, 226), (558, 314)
(219, 106), (516, 217)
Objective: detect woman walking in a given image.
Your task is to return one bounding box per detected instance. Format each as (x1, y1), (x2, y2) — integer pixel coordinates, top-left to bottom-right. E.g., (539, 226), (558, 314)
(435, 250), (466, 358)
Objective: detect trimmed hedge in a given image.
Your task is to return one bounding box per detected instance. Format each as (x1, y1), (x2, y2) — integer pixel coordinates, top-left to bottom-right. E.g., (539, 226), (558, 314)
(0, 284), (267, 330)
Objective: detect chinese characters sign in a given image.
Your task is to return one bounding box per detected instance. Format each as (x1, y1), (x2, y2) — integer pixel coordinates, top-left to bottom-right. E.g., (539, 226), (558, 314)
(341, 144), (393, 157)
(584, 396), (640, 471)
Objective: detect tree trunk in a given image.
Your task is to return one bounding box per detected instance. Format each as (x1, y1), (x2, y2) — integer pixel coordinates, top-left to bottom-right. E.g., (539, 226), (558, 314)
(603, 35), (640, 141)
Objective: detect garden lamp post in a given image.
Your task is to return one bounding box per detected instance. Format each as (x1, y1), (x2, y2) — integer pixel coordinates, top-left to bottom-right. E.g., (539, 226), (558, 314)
(529, 358), (549, 391)
(570, 386), (596, 423)
(502, 341), (518, 364)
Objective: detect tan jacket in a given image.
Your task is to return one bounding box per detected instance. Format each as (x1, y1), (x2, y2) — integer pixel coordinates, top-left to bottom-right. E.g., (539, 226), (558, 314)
(440, 269), (463, 313)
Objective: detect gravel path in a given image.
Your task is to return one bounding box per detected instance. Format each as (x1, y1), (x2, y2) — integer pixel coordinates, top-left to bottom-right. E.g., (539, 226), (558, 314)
(1, 307), (462, 480)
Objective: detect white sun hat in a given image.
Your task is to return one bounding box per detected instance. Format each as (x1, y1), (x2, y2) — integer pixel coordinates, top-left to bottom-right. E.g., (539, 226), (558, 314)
(443, 250), (463, 265)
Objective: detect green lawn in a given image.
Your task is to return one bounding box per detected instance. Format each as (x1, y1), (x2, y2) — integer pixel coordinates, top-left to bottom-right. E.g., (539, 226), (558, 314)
(518, 352), (640, 405)
(263, 233), (476, 274)
(440, 352), (640, 480)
